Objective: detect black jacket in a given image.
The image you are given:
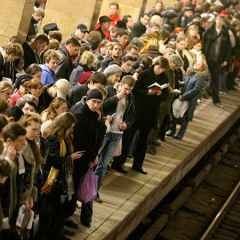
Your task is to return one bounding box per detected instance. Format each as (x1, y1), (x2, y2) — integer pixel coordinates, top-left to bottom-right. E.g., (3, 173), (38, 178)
(71, 100), (106, 189)
(203, 24), (231, 64)
(23, 42), (40, 69)
(133, 67), (169, 127)
(56, 47), (74, 80)
(69, 85), (88, 107)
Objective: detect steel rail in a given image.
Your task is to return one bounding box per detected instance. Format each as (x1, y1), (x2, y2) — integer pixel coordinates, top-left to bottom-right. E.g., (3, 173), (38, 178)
(200, 179), (240, 240)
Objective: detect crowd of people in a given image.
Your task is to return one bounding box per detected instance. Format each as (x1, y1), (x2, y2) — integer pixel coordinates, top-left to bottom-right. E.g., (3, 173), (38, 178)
(0, 0), (240, 239)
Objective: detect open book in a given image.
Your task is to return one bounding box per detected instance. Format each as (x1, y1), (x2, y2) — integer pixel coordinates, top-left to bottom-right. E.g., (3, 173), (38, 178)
(147, 82), (169, 90)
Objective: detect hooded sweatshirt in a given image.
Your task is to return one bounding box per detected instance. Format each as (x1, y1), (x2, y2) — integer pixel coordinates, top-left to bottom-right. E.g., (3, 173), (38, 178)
(40, 64), (56, 86)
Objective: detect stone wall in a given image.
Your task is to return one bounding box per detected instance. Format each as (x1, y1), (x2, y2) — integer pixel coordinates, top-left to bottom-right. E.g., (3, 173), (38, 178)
(0, 0), (177, 45)
(42, 0), (96, 40)
(0, 0), (26, 45)
(99, 0), (143, 22)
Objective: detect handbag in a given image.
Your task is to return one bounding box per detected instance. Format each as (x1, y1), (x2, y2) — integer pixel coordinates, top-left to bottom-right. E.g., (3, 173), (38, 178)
(77, 168), (98, 203)
(172, 98), (189, 119)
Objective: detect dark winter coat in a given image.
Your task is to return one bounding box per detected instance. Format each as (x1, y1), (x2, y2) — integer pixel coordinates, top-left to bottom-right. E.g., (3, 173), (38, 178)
(42, 136), (73, 196)
(56, 47), (75, 80)
(23, 42), (40, 69)
(69, 85), (89, 107)
(71, 100), (106, 189)
(203, 24), (231, 64)
(133, 67), (169, 127)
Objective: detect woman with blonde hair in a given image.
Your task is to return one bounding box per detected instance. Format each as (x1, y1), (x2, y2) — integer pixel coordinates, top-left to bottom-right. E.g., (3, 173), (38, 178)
(55, 78), (70, 100)
(38, 112), (83, 240)
(69, 50), (96, 86)
(41, 97), (68, 121)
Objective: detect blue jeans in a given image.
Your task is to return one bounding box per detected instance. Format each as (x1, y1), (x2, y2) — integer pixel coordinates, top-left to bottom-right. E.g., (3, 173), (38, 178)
(95, 132), (122, 177)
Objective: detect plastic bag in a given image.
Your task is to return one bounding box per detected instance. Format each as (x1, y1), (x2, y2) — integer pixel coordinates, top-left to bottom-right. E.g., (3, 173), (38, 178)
(172, 98), (189, 119)
(77, 168), (98, 203)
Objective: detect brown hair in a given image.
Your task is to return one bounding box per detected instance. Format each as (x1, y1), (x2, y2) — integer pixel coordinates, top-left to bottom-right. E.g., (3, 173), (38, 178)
(153, 56), (169, 69)
(5, 43), (24, 59)
(31, 34), (49, 51)
(48, 112), (76, 137)
(20, 112), (41, 127)
(121, 75), (135, 87)
(26, 64), (42, 76)
(43, 49), (60, 63)
(0, 99), (8, 114)
(25, 78), (42, 90)
(2, 122), (26, 141)
(0, 81), (13, 93)
(43, 97), (67, 120)
(109, 2), (119, 9)
(87, 72), (107, 85)
(49, 31), (62, 43)
(49, 39), (60, 50)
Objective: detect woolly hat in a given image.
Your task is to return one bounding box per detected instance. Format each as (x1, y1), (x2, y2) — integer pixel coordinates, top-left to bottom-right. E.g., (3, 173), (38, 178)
(103, 64), (122, 77)
(86, 89), (103, 101)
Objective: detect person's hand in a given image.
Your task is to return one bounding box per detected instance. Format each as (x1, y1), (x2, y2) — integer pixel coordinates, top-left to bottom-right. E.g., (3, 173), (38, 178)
(105, 115), (114, 124)
(5, 144), (17, 161)
(119, 122), (127, 131)
(71, 151), (85, 160)
(148, 89), (156, 95)
(41, 182), (53, 193)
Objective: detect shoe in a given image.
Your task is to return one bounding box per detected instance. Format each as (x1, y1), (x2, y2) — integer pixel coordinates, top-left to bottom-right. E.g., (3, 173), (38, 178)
(64, 229), (75, 237)
(81, 221), (91, 228)
(65, 219), (79, 229)
(173, 135), (183, 140)
(166, 129), (176, 137)
(166, 130), (176, 137)
(95, 192), (103, 203)
(112, 165), (128, 174)
(132, 167), (147, 174)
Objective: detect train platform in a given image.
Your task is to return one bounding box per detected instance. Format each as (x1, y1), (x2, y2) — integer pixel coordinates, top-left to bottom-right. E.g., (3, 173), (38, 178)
(72, 90), (240, 240)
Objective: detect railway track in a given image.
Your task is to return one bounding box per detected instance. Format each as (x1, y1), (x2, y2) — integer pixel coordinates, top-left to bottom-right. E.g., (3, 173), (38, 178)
(200, 168), (240, 240)
(128, 123), (240, 240)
